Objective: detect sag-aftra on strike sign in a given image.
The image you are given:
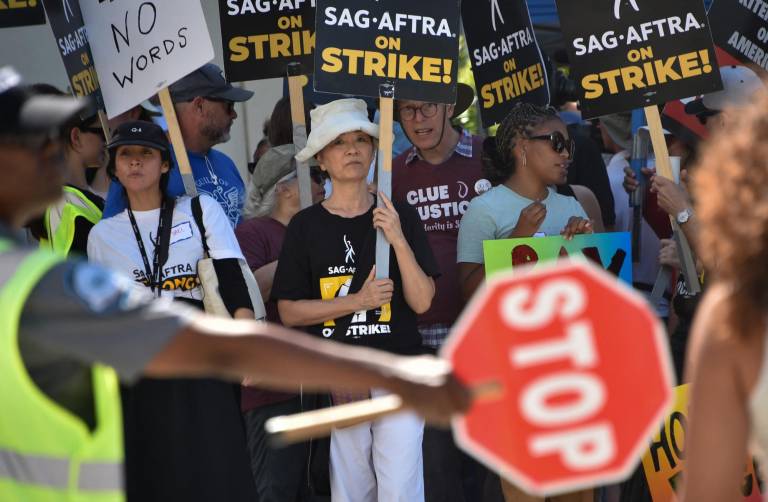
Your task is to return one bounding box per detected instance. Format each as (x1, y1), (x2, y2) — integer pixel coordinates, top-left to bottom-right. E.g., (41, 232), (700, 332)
(314, 0), (461, 103)
(556, 0), (723, 118)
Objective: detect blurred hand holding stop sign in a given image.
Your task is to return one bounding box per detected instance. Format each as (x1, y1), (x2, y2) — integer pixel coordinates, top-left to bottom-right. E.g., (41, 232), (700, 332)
(265, 261), (673, 496)
(443, 261), (674, 496)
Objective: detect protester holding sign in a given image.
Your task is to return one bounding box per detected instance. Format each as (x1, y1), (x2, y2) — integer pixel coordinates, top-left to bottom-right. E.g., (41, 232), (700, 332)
(87, 120), (259, 501)
(457, 103), (592, 300)
(681, 87), (768, 501)
(103, 64), (251, 227)
(274, 99), (440, 502)
(391, 83), (493, 502)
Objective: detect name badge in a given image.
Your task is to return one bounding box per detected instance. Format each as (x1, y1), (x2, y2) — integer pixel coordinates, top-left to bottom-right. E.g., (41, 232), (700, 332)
(170, 222), (194, 245)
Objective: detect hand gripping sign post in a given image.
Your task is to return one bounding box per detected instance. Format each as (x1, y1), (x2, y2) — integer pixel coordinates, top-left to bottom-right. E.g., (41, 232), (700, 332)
(265, 261), (674, 496)
(41, 0), (111, 141)
(462, 0), (550, 128)
(80, 0), (215, 197)
(314, 0), (461, 278)
(556, 0), (723, 295)
(219, 0), (316, 208)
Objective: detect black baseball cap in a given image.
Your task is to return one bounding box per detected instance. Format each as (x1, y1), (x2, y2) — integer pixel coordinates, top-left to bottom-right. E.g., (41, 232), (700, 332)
(107, 120), (169, 152)
(0, 66), (87, 136)
(167, 63), (253, 103)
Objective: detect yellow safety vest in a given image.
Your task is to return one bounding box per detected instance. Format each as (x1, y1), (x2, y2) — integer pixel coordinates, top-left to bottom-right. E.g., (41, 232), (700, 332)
(0, 239), (124, 501)
(41, 186), (102, 256)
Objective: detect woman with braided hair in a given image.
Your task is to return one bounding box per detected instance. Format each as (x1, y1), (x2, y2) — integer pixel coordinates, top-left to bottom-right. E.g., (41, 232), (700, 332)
(457, 102), (593, 301)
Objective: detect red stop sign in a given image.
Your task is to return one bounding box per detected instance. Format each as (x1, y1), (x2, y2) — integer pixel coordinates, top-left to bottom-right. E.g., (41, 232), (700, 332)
(442, 261), (673, 496)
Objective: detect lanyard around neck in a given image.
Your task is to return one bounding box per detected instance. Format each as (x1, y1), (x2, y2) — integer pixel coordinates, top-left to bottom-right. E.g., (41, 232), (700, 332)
(127, 197), (168, 296)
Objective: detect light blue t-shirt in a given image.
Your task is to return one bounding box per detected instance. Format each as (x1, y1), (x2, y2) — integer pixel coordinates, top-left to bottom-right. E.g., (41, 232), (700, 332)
(457, 185), (588, 263)
(103, 149), (245, 228)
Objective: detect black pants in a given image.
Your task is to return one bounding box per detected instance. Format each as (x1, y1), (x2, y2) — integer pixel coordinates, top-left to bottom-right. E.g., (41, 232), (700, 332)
(243, 396), (311, 502)
(423, 425), (496, 502)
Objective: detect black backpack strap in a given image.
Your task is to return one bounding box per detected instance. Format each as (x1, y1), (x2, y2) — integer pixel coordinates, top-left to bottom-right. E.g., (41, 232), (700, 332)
(191, 196), (210, 256)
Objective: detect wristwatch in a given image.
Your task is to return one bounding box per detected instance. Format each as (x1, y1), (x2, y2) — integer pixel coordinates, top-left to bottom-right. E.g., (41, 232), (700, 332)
(676, 208), (692, 225)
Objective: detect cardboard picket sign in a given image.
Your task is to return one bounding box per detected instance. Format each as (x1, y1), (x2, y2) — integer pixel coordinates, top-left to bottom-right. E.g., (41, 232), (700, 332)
(313, 0), (461, 103)
(462, 0), (550, 128)
(709, 0), (768, 74)
(555, 0), (723, 118)
(41, 0), (103, 105)
(663, 0), (768, 143)
(80, 0), (214, 118)
(483, 233), (633, 286)
(219, 0), (315, 82)
(641, 385), (764, 501)
(0, 0), (45, 28)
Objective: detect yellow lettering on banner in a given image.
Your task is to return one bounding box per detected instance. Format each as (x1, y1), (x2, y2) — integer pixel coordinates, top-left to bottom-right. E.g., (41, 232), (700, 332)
(641, 385), (765, 501)
(320, 46), (453, 84)
(581, 49), (714, 99)
(227, 31), (315, 62)
(480, 63), (546, 108)
(319, 275), (353, 327)
(0, 0), (37, 8)
(71, 67), (100, 97)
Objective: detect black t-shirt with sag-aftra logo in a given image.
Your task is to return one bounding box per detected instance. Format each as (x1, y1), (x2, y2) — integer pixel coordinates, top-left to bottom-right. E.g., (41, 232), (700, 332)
(272, 200), (439, 355)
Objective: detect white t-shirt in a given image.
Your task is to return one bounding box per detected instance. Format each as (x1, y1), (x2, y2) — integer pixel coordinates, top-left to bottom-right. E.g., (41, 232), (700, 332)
(457, 185), (588, 264)
(88, 195), (244, 301)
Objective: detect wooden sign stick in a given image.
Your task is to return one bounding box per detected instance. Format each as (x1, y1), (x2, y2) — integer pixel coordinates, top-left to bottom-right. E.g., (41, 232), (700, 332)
(97, 110), (111, 142)
(287, 62), (313, 209)
(643, 106), (701, 294)
(266, 381), (502, 447)
(375, 83), (395, 280)
(158, 87), (197, 197)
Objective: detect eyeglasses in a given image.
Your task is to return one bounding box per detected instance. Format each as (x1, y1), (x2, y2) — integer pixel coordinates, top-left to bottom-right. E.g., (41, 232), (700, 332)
(205, 97), (235, 113)
(527, 131), (575, 159)
(398, 102), (438, 121)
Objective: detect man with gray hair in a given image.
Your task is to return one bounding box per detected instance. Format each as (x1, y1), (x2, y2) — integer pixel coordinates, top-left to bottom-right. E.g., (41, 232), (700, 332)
(102, 63), (252, 227)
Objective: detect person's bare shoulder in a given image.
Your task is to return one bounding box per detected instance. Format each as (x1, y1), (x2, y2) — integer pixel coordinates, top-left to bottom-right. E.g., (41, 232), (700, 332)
(686, 284), (762, 391)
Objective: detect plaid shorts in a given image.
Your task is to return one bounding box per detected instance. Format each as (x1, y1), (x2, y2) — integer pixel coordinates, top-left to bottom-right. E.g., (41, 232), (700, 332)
(418, 323), (451, 349)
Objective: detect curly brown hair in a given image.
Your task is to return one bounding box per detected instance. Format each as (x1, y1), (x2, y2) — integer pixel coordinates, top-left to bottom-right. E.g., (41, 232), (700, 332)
(693, 87), (768, 336)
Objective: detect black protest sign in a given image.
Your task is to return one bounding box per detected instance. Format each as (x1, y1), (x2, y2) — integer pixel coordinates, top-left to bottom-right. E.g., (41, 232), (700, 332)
(463, 0), (549, 127)
(709, 0), (768, 76)
(314, 0), (461, 103)
(219, 0), (315, 82)
(0, 0), (45, 28)
(41, 0), (103, 105)
(556, 0), (723, 118)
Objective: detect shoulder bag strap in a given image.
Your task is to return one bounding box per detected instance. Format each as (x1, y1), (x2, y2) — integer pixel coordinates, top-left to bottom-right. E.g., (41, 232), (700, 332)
(191, 196), (210, 258)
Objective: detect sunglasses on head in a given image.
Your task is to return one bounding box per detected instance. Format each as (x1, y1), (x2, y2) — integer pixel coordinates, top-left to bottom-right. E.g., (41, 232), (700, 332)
(527, 131), (575, 159)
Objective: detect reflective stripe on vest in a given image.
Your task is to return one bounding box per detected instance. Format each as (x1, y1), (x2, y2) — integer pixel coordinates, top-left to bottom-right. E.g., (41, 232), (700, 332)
(43, 186), (102, 255)
(0, 449), (121, 491)
(0, 240), (124, 501)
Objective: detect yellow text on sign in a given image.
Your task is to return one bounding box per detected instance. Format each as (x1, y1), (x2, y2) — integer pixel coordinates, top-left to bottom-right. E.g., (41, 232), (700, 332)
(321, 47), (452, 83)
(582, 47), (714, 99)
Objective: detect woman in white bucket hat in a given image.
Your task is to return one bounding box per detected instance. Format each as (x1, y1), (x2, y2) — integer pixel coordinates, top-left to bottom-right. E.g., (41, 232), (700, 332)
(274, 98), (440, 501)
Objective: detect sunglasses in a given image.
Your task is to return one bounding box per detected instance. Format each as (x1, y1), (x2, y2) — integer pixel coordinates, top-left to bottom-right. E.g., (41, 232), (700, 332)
(80, 126), (104, 136)
(528, 131), (575, 159)
(204, 97), (235, 113)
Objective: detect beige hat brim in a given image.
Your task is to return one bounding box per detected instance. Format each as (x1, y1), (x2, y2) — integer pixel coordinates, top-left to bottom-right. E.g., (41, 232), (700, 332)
(295, 118), (379, 163)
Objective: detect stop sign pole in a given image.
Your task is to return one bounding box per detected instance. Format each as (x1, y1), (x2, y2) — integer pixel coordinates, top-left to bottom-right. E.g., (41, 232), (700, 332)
(265, 261), (674, 496)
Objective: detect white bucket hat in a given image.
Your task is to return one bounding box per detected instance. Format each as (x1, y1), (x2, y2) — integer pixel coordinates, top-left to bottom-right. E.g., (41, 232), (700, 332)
(295, 98), (379, 163)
